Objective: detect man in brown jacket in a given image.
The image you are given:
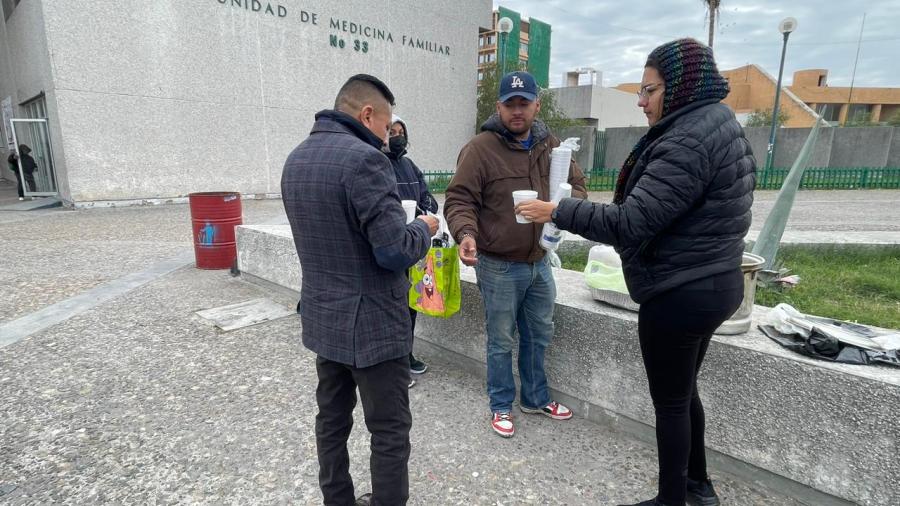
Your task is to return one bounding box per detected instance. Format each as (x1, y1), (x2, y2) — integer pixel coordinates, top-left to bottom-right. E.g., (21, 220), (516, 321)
(444, 71), (587, 438)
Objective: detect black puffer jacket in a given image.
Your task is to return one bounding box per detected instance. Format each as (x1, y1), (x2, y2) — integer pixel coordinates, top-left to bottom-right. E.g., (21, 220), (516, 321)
(554, 99), (756, 303)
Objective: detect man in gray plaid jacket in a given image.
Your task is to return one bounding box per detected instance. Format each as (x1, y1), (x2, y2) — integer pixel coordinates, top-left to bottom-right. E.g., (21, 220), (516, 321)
(281, 74), (439, 506)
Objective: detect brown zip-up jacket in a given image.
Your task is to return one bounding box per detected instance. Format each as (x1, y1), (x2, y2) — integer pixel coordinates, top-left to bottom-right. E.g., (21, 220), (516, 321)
(445, 115), (587, 263)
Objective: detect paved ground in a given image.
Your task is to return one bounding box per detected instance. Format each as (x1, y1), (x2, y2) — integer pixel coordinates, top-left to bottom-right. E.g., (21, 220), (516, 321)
(747, 190), (900, 232)
(2, 181), (895, 504)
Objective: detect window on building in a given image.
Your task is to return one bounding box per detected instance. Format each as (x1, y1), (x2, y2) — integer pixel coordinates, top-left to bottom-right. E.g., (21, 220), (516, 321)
(817, 104), (840, 123)
(847, 104), (873, 123)
(817, 75), (826, 87)
(3, 0), (22, 21)
(488, 53), (495, 62)
(520, 42), (529, 54)
(487, 35), (495, 46)
(519, 58), (527, 66)
(478, 72), (484, 82)
(23, 95), (47, 119)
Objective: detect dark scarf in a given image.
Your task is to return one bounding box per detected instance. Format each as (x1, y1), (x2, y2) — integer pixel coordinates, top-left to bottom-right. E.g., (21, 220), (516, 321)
(613, 130), (658, 204)
(613, 98), (721, 204)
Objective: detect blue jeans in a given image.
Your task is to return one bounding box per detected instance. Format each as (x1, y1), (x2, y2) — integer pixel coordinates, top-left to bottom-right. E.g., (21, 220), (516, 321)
(475, 254), (556, 413)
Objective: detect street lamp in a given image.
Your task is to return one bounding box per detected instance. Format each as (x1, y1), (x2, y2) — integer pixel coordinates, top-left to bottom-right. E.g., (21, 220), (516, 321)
(497, 16), (513, 75)
(765, 16), (798, 171)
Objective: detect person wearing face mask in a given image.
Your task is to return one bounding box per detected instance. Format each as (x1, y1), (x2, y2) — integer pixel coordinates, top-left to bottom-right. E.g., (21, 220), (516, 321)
(281, 74), (439, 506)
(517, 39), (756, 506)
(385, 115), (439, 380)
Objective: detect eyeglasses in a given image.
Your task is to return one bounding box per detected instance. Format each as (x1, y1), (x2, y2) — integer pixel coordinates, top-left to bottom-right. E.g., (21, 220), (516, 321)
(637, 82), (664, 99)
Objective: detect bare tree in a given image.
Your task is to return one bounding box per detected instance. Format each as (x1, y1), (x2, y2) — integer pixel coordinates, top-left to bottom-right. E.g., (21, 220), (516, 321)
(702, 0), (721, 47)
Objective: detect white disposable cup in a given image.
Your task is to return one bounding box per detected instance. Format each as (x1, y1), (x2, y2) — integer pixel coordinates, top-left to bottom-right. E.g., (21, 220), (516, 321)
(401, 200), (417, 224)
(512, 190), (538, 223)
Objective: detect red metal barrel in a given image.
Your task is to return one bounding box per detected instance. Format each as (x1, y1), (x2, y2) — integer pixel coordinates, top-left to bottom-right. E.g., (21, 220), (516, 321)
(189, 192), (243, 269)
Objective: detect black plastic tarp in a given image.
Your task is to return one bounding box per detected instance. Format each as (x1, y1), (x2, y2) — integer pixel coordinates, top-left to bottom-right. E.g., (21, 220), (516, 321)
(760, 325), (900, 367)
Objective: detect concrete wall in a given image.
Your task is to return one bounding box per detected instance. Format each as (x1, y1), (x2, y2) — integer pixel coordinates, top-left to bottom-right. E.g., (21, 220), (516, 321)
(829, 127), (895, 168)
(0, 5), (12, 180)
(602, 125), (898, 170)
(552, 85), (591, 122)
(551, 84), (645, 130)
(29, 0), (491, 203)
(593, 87), (645, 129)
(0, 0), (69, 196)
(889, 127), (900, 168)
(742, 126), (834, 168)
(602, 126), (645, 169)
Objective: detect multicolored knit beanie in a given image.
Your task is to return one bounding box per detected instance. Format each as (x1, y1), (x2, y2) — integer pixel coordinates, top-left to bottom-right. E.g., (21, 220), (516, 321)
(612, 38), (729, 204)
(647, 38), (729, 117)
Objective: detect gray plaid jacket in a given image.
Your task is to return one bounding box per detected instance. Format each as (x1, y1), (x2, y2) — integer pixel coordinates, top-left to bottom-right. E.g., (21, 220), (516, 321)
(281, 110), (431, 368)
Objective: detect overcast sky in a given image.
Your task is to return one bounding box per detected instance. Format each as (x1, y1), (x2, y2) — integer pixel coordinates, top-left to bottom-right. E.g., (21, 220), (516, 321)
(493, 0), (900, 89)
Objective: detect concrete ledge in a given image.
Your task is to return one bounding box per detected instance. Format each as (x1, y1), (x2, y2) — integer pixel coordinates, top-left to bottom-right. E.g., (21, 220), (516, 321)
(236, 224), (900, 506)
(70, 193), (283, 209)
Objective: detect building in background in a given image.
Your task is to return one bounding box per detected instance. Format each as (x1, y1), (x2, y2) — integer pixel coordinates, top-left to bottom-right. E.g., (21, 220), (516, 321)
(617, 64), (900, 127)
(551, 68), (647, 129)
(0, 1), (491, 205)
(477, 6), (551, 88)
(788, 68), (900, 125)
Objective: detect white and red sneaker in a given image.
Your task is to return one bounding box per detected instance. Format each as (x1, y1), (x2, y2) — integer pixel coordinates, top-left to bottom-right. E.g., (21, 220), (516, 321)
(491, 412), (515, 438)
(520, 401), (573, 420)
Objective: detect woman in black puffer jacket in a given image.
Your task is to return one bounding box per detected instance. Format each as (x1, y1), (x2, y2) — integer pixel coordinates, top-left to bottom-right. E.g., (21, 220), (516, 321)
(518, 38), (756, 506)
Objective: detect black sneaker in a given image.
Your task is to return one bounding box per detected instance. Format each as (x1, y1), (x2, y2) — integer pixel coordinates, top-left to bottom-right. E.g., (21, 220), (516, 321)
(354, 493), (372, 506)
(686, 477), (720, 506)
(409, 354), (428, 374)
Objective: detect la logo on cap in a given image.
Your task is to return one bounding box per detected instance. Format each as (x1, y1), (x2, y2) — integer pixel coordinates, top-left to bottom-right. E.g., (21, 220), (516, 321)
(511, 76), (525, 88)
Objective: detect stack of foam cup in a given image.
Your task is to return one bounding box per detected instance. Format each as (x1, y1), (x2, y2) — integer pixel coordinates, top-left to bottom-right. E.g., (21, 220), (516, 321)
(549, 146), (571, 194)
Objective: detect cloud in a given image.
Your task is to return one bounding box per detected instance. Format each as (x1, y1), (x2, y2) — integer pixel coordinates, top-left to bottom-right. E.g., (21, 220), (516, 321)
(493, 0), (900, 88)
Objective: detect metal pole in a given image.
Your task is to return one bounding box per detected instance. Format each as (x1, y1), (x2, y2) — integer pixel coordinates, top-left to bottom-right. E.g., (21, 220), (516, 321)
(765, 31), (790, 171)
(846, 13), (866, 124)
(500, 32), (506, 75)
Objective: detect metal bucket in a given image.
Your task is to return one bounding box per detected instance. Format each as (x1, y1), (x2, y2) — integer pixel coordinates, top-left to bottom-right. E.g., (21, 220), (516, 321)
(715, 252), (766, 335)
(189, 192), (243, 269)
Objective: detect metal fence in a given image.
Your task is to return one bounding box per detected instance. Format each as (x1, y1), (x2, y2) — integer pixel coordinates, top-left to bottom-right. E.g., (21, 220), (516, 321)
(754, 167), (900, 190)
(423, 167), (900, 193)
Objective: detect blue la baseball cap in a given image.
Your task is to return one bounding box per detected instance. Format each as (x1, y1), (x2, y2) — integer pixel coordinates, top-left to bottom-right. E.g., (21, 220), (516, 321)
(499, 71), (538, 102)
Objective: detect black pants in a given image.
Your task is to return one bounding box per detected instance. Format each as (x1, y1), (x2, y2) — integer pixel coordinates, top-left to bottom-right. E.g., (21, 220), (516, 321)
(315, 355), (411, 506)
(637, 270), (744, 506)
(13, 171), (36, 197)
